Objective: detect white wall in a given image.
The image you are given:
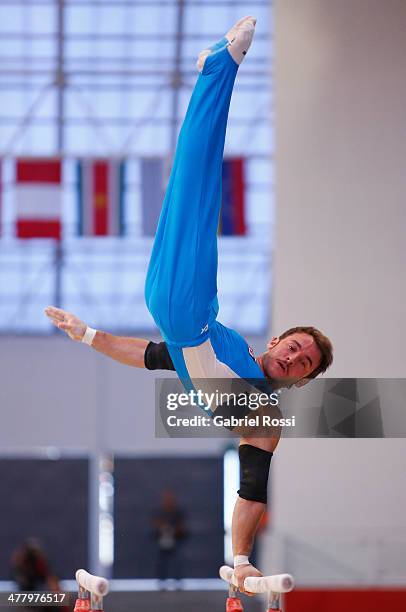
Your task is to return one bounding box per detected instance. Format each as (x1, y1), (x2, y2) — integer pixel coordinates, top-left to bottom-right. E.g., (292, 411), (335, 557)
(265, 0), (406, 585)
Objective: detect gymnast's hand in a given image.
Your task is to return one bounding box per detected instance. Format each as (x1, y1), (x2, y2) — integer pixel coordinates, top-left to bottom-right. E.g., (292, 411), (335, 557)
(44, 306), (87, 341)
(234, 563), (263, 596)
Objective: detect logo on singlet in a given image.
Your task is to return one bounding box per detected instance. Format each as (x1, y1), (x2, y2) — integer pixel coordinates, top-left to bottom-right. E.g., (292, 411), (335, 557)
(201, 323), (209, 334)
(248, 346), (256, 360)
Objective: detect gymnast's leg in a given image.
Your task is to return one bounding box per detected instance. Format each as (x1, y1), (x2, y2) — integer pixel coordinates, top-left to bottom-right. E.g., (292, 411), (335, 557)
(145, 17), (256, 348)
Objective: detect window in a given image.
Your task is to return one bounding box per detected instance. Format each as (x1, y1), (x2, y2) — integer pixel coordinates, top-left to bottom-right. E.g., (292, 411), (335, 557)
(0, 0), (273, 334)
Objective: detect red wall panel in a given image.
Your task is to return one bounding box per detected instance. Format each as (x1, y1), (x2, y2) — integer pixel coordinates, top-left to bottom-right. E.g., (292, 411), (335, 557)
(285, 589), (406, 612)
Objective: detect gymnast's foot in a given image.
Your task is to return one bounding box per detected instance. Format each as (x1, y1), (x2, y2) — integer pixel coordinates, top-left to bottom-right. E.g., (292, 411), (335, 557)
(196, 16), (257, 72)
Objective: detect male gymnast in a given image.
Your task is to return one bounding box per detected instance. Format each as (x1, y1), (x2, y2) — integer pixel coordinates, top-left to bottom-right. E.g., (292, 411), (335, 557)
(45, 16), (333, 594)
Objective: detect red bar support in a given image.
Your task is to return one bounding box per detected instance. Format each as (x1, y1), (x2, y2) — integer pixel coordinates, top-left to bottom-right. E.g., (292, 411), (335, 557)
(226, 596), (244, 612)
(74, 599), (91, 612)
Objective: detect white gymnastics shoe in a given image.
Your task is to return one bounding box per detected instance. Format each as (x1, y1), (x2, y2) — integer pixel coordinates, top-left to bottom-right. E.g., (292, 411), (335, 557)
(196, 16), (257, 72)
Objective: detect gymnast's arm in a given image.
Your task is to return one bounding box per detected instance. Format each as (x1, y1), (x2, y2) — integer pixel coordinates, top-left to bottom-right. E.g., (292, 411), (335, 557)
(232, 436), (278, 593)
(44, 306), (175, 370)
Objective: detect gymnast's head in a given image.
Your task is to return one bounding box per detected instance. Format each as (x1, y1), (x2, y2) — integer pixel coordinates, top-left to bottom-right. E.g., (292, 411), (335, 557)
(257, 326), (333, 388)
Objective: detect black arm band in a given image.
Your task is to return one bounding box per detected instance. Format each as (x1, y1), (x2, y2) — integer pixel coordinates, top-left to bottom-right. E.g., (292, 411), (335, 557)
(144, 341), (175, 371)
(238, 444), (272, 504)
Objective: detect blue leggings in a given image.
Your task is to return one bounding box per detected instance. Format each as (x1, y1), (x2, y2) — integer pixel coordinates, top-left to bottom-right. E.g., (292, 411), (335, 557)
(145, 45), (239, 348)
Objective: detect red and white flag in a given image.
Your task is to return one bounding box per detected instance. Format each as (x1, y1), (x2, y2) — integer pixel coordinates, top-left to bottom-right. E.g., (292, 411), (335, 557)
(15, 158), (62, 239)
(77, 159), (125, 236)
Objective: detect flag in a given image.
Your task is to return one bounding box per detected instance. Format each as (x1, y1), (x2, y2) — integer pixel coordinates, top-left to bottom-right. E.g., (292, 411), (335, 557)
(220, 157), (246, 236)
(140, 157), (166, 236)
(77, 159), (125, 236)
(15, 158), (62, 239)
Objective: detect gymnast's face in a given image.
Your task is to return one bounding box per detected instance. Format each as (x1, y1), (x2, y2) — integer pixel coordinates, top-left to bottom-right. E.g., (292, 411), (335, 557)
(258, 332), (322, 387)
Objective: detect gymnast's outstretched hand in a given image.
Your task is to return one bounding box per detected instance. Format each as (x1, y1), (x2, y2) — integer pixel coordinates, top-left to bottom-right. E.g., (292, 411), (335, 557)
(44, 306), (86, 341)
(234, 563), (263, 596)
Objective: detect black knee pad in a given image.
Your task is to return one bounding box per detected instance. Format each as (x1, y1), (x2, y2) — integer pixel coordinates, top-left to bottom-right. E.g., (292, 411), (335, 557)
(238, 444), (272, 504)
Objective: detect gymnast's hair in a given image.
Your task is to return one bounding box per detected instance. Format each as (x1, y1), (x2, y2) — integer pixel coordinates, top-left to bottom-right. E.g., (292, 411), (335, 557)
(279, 326), (333, 379)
